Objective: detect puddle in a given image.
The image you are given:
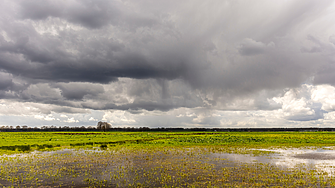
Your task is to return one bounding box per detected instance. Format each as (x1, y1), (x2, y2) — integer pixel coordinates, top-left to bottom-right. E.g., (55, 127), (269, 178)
(213, 147), (335, 176)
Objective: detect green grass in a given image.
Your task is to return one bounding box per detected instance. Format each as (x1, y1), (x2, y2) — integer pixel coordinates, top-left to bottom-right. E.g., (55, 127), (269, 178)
(1, 131), (335, 154)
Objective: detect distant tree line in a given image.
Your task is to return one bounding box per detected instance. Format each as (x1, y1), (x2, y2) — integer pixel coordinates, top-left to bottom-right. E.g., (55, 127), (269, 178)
(0, 125), (335, 132)
(0, 125), (97, 132)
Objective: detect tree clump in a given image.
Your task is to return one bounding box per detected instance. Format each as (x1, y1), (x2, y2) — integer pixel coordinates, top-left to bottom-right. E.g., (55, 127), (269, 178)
(97, 122), (111, 132)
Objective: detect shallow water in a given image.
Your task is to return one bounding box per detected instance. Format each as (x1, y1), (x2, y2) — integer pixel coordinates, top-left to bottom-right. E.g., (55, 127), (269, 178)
(209, 147), (335, 176)
(257, 148), (335, 176)
(3, 147), (335, 170)
(1, 147), (335, 187)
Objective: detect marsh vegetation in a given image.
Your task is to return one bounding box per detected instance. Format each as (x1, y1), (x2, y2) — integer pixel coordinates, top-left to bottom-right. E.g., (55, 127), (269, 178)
(1, 132), (335, 187)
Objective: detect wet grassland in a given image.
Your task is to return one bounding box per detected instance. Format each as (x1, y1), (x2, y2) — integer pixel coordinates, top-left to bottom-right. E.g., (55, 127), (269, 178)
(1, 132), (335, 187)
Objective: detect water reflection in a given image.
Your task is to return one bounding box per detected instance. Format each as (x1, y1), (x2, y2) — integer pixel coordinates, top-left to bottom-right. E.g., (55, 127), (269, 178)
(3, 147), (335, 174)
(1, 147), (335, 187)
(212, 147), (335, 176)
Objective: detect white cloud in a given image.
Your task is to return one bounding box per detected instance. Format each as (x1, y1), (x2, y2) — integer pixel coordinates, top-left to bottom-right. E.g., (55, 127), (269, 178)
(34, 115), (44, 120)
(64, 117), (79, 123)
(44, 115), (55, 121)
(34, 114), (55, 121)
(311, 85), (335, 111)
(272, 84), (323, 121)
(102, 110), (135, 126)
(89, 117), (98, 121)
(324, 111), (335, 120)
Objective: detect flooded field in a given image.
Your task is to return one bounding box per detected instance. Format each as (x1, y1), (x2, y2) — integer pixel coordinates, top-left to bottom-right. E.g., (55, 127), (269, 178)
(2, 132), (335, 187)
(1, 146), (335, 187)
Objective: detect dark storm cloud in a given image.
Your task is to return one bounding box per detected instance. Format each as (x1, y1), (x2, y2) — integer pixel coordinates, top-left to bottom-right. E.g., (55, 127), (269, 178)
(53, 82), (104, 100)
(51, 106), (89, 114)
(238, 39), (267, 56)
(330, 36), (335, 45)
(0, 8), (188, 84)
(103, 102), (179, 112)
(0, 72), (13, 90)
(0, 0), (335, 117)
(17, 0), (157, 29)
(313, 65), (335, 86)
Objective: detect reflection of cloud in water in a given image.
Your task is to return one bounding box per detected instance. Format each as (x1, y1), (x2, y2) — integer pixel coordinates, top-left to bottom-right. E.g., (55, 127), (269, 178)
(2, 147), (335, 176)
(211, 153), (272, 164)
(214, 148), (335, 176)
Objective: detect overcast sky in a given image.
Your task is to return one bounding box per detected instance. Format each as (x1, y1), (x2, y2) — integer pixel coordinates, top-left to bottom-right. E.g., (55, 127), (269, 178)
(1, 0), (335, 128)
